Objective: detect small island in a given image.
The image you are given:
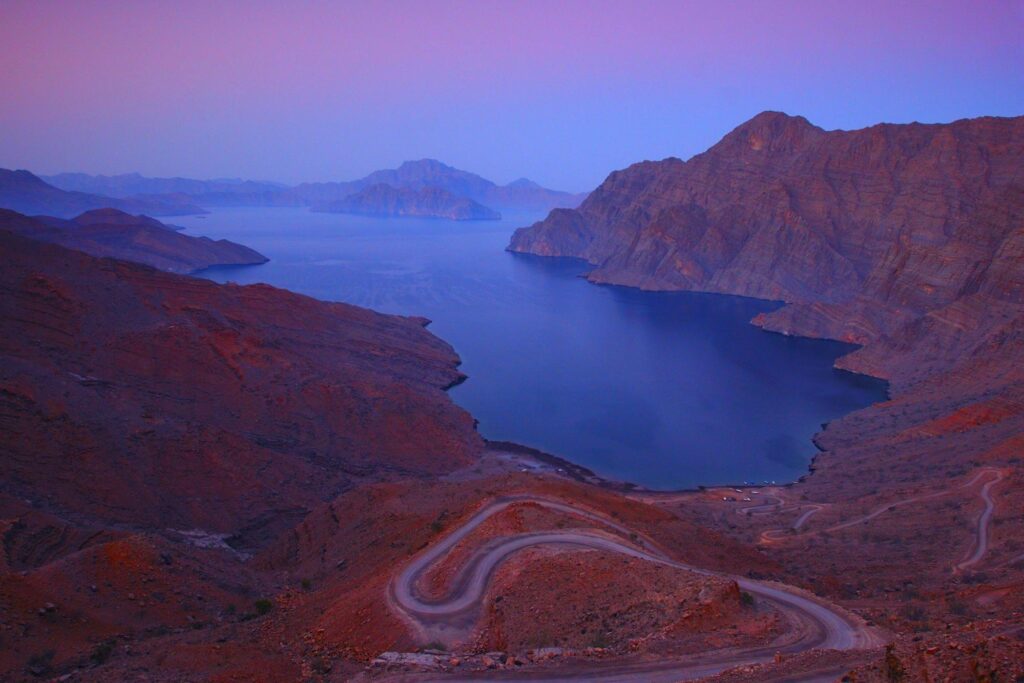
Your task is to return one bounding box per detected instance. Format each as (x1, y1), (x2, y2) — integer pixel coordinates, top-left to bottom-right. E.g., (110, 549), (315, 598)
(312, 183), (501, 221)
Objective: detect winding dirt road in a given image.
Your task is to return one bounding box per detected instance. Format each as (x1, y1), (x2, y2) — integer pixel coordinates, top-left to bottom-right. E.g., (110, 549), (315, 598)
(388, 496), (880, 681)
(956, 470), (1004, 572)
(759, 469), (1004, 562)
(738, 495), (784, 515)
(791, 505), (824, 531)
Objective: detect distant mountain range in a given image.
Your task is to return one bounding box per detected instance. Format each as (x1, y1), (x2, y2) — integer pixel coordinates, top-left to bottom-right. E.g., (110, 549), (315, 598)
(40, 159), (587, 219)
(0, 169), (207, 218)
(36, 172), (289, 198)
(0, 207), (267, 273)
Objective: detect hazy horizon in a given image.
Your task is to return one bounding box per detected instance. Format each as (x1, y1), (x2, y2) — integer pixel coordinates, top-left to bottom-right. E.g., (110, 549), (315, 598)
(33, 157), (584, 192)
(2, 0), (1023, 192)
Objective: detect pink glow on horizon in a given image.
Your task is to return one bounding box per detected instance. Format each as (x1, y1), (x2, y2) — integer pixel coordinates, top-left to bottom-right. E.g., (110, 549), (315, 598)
(1, 0), (1022, 189)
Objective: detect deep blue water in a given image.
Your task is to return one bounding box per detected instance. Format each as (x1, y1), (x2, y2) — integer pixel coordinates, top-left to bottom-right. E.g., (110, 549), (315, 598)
(180, 207), (886, 489)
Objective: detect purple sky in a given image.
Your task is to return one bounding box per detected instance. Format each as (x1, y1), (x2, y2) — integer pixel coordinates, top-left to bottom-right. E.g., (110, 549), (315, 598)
(1, 1), (1022, 191)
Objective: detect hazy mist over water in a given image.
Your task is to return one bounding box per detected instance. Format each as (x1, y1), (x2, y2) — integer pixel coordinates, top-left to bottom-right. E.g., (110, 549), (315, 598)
(186, 207), (886, 489)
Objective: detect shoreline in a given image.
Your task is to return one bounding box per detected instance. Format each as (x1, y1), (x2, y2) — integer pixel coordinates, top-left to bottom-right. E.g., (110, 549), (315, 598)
(487, 439), (811, 497)
(486, 253), (894, 497)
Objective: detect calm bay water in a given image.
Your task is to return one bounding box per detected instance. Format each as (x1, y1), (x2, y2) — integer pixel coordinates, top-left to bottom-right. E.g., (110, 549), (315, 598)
(180, 207), (886, 489)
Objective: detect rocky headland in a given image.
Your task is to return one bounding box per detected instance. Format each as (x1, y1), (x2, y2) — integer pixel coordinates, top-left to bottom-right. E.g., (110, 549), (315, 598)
(510, 112), (1023, 380)
(510, 112), (1024, 492)
(0, 207), (268, 273)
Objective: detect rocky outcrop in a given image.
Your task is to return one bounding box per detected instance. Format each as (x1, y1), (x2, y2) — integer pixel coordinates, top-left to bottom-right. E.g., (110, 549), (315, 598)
(0, 207), (268, 273)
(0, 229), (481, 547)
(312, 183), (501, 220)
(510, 112), (1024, 391)
(0, 168), (206, 217)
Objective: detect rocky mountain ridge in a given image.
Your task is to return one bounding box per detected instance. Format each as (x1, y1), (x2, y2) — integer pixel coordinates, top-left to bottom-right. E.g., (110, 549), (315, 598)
(510, 112), (1024, 391)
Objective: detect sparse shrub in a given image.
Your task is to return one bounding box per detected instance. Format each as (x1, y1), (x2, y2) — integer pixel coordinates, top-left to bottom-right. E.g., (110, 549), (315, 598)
(884, 643), (905, 681)
(301, 578), (312, 591)
(254, 598), (273, 616)
(26, 650), (55, 677)
(740, 591), (755, 607)
(429, 509), (448, 534)
(526, 628), (553, 649)
(899, 604), (926, 622)
(90, 639), (116, 665)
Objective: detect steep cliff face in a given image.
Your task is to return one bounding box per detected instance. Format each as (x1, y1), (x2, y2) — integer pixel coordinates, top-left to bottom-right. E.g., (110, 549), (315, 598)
(0, 208), (268, 273)
(510, 112), (1024, 389)
(0, 230), (481, 546)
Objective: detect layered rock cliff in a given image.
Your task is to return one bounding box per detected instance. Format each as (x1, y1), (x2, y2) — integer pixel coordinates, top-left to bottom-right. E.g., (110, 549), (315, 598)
(510, 112), (1024, 391)
(0, 207), (268, 273)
